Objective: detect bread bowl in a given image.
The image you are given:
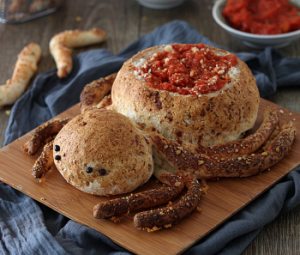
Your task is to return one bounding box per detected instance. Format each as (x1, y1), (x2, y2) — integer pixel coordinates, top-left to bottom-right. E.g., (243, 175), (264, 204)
(110, 43), (260, 146)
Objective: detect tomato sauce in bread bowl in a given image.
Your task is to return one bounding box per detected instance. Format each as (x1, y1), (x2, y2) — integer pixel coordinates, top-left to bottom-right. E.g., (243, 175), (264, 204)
(111, 43), (260, 146)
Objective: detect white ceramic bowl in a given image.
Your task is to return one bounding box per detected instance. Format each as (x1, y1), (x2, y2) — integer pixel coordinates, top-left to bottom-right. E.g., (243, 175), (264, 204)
(212, 0), (300, 49)
(136, 0), (185, 9)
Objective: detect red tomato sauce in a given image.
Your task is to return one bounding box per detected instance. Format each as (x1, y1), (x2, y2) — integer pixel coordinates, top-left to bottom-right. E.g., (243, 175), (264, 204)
(222, 0), (300, 35)
(133, 43), (237, 96)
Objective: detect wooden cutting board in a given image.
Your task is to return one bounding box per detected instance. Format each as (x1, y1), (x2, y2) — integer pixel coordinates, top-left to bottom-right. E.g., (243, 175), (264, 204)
(0, 98), (299, 255)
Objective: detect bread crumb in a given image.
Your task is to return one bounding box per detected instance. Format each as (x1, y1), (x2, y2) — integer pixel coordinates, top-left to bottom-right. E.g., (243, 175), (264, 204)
(279, 109), (284, 114)
(5, 110), (11, 115)
(76, 16), (82, 22)
(196, 207), (202, 212)
(147, 226), (161, 232)
(164, 223), (172, 228)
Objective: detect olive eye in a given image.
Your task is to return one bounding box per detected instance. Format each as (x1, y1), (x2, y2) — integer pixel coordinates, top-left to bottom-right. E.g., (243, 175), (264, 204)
(99, 169), (106, 176)
(54, 145), (60, 151)
(86, 167), (93, 173)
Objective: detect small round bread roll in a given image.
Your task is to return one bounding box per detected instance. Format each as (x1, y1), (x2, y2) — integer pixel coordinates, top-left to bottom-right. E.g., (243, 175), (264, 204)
(53, 109), (154, 196)
(111, 43), (260, 146)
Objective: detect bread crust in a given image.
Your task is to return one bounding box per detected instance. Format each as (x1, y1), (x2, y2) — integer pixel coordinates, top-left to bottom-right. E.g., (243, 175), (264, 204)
(53, 109), (154, 196)
(111, 44), (260, 146)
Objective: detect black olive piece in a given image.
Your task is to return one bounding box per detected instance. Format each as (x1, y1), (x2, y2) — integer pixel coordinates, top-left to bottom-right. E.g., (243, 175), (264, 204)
(55, 155), (61, 160)
(86, 167), (93, 174)
(54, 145), (60, 151)
(99, 169), (106, 176)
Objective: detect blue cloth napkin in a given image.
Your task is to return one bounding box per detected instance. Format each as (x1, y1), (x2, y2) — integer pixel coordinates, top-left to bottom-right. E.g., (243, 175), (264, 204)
(2, 20), (300, 255)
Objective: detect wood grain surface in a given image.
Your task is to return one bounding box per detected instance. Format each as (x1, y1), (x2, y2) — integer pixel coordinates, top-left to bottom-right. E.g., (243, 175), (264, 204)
(0, 99), (298, 255)
(0, 0), (300, 254)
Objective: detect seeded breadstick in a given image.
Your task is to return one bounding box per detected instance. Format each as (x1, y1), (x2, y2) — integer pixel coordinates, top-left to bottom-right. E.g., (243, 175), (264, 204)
(80, 73), (117, 113)
(23, 118), (70, 155)
(94, 174), (184, 219)
(146, 107), (280, 161)
(32, 140), (54, 178)
(133, 177), (201, 232)
(152, 121), (296, 180)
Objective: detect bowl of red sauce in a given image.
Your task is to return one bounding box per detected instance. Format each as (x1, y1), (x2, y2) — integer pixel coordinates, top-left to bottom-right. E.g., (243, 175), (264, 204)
(212, 0), (300, 49)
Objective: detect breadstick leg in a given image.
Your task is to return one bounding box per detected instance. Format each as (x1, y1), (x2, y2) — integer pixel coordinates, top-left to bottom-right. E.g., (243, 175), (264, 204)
(32, 140), (54, 178)
(23, 118), (70, 155)
(133, 176), (201, 232)
(147, 107), (280, 161)
(80, 73), (117, 113)
(93, 174), (184, 219)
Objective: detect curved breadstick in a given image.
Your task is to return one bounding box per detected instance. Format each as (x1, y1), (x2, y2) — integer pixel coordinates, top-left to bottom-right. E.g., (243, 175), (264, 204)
(23, 118), (70, 155)
(32, 140), (54, 178)
(260, 125), (280, 152)
(93, 172), (185, 219)
(133, 176), (201, 231)
(96, 95), (112, 109)
(49, 28), (107, 78)
(152, 121), (296, 179)
(147, 107), (280, 161)
(0, 43), (41, 108)
(80, 73), (117, 113)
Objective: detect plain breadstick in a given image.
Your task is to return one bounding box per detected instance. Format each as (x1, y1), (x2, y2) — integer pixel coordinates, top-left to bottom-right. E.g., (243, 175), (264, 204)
(0, 42), (41, 108)
(49, 28), (107, 78)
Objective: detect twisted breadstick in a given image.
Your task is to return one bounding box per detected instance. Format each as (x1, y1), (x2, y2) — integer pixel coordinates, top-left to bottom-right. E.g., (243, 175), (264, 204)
(32, 140), (54, 178)
(93, 172), (185, 219)
(152, 121), (296, 179)
(133, 175), (201, 232)
(23, 118), (70, 155)
(147, 108), (280, 161)
(50, 29), (107, 78)
(0, 43), (41, 108)
(80, 72), (117, 113)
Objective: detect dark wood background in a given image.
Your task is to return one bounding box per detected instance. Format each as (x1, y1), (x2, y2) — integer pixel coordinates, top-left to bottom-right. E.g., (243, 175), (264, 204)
(0, 0), (299, 254)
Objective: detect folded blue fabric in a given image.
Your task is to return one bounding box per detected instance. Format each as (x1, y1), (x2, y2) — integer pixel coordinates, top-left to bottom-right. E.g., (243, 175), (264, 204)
(2, 20), (300, 255)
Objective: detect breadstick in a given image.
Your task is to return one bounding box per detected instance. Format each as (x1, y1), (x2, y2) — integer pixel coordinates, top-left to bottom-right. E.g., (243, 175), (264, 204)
(0, 43), (41, 108)
(147, 107), (280, 161)
(152, 121), (296, 180)
(93, 174), (185, 219)
(133, 176), (201, 231)
(80, 72), (117, 113)
(49, 28), (107, 78)
(23, 118), (70, 155)
(32, 140), (54, 179)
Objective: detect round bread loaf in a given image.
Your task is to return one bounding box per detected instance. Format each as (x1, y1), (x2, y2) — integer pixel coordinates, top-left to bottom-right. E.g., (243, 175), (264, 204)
(111, 44), (260, 146)
(53, 109), (154, 196)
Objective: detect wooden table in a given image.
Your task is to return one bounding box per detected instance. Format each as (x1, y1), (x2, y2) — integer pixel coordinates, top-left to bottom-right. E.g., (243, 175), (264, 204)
(0, 0), (299, 254)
